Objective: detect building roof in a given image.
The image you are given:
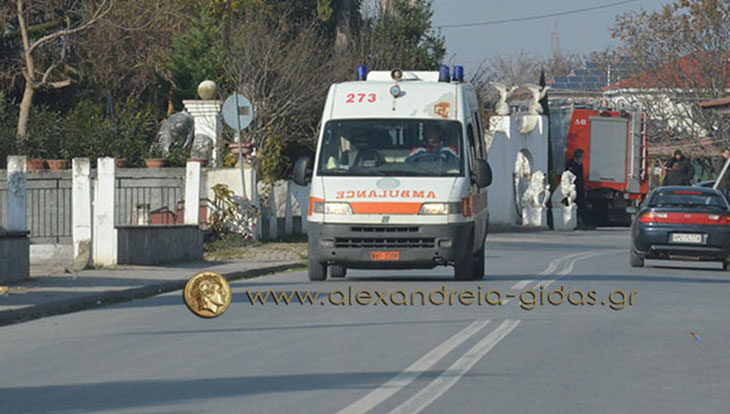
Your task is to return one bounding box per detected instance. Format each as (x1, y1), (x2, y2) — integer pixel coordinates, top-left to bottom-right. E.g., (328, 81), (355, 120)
(700, 96), (730, 108)
(604, 53), (730, 91)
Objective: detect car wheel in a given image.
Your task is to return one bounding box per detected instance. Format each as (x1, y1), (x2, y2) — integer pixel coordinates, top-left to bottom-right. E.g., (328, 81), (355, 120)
(330, 265), (347, 278)
(308, 256), (327, 281)
(629, 248), (644, 268)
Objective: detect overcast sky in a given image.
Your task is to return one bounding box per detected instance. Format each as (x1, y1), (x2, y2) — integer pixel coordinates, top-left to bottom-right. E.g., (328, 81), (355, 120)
(428, 0), (672, 70)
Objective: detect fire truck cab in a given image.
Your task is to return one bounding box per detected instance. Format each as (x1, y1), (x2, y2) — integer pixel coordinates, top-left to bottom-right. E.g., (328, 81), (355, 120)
(294, 66), (492, 281)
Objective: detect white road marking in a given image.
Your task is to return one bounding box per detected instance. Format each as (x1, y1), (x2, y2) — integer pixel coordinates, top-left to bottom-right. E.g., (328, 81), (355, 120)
(388, 320), (521, 414)
(511, 251), (592, 290)
(534, 250), (621, 290)
(336, 319), (491, 414)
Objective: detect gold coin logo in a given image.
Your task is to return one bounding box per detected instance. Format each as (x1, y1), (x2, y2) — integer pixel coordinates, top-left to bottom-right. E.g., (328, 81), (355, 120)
(183, 271), (232, 318)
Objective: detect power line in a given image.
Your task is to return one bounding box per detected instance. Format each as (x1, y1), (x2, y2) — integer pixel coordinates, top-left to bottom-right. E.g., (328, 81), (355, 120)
(436, 0), (640, 29)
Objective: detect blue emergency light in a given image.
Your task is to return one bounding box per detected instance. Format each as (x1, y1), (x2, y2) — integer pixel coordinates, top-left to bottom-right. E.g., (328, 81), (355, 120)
(357, 65), (367, 81)
(438, 65), (450, 82)
(453, 66), (464, 82)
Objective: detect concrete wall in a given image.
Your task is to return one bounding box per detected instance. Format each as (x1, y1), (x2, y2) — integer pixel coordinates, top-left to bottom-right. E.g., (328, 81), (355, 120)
(116, 225), (203, 265)
(488, 115), (549, 228)
(0, 232), (30, 283)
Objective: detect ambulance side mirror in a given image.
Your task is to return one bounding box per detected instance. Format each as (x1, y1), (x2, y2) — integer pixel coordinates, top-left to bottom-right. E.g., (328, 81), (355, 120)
(474, 160), (492, 188)
(293, 156), (313, 186)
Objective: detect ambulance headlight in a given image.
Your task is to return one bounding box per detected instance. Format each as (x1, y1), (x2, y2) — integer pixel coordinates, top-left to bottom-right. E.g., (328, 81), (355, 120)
(324, 202), (353, 215)
(419, 202), (460, 215)
(391, 69), (403, 81)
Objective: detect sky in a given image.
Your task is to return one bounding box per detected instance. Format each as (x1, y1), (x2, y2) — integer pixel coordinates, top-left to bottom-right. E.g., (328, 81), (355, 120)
(428, 0), (672, 70)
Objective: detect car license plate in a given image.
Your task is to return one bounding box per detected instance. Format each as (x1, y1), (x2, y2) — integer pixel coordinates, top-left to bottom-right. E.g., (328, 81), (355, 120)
(670, 233), (704, 244)
(371, 251), (400, 261)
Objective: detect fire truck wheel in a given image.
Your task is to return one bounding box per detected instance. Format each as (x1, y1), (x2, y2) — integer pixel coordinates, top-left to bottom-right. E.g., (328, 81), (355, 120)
(329, 265), (347, 278)
(308, 256), (327, 281)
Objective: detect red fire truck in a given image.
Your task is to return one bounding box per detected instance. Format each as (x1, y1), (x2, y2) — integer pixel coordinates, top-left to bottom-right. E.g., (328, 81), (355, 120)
(550, 105), (649, 226)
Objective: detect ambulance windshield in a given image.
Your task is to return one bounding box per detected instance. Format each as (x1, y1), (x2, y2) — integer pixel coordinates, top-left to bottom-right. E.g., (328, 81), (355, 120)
(317, 119), (464, 177)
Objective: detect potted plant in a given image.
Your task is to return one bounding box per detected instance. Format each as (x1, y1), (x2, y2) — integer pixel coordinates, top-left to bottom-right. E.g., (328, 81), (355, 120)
(144, 146), (165, 168)
(46, 146), (70, 170)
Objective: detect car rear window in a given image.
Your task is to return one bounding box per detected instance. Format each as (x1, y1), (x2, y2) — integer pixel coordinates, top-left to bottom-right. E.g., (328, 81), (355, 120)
(649, 190), (727, 208)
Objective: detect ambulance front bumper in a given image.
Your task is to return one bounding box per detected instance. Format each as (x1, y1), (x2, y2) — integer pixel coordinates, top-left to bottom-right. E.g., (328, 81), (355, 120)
(307, 222), (474, 269)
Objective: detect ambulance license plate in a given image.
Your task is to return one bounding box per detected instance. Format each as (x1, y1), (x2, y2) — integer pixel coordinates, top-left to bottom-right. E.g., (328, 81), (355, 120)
(370, 251), (400, 261)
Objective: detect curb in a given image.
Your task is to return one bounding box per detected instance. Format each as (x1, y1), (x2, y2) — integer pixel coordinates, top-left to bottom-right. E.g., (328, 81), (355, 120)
(0, 262), (305, 328)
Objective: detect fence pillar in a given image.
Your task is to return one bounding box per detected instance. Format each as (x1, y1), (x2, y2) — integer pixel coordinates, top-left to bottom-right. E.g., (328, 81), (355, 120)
(93, 158), (117, 267)
(6, 156), (27, 232)
(72, 158), (92, 270)
(184, 161), (201, 225)
(285, 181), (293, 235)
(268, 183), (278, 240)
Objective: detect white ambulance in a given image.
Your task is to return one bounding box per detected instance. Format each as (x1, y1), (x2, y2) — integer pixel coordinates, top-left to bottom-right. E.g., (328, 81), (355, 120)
(293, 66), (492, 281)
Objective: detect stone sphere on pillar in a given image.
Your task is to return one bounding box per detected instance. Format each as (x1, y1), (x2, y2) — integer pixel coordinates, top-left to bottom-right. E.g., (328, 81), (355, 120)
(197, 80), (217, 100)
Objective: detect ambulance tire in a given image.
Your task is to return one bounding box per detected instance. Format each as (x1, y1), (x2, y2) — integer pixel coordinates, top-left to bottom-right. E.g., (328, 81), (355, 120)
(330, 265), (347, 278)
(473, 248), (485, 280)
(308, 256), (327, 281)
(454, 237), (475, 281)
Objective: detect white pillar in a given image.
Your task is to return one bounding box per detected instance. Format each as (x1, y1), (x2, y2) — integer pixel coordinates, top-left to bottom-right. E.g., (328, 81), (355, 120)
(268, 184), (278, 239)
(184, 161), (201, 225)
(6, 156), (27, 232)
(93, 158), (117, 267)
(72, 158), (92, 269)
(183, 100), (223, 166)
(285, 181), (293, 235)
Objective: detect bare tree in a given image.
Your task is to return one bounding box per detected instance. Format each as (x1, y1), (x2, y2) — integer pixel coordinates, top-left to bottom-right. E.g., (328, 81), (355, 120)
(14, 0), (113, 151)
(472, 50), (581, 109)
(607, 0), (730, 161)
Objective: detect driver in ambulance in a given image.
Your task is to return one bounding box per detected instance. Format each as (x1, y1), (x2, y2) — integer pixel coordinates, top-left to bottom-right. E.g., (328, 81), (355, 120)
(405, 125), (459, 164)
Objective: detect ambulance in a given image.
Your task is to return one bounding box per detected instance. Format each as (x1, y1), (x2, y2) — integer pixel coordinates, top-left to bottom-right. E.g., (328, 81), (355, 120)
(293, 66), (493, 281)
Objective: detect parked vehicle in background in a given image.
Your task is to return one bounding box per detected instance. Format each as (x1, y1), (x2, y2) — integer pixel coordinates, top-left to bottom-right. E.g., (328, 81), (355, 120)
(550, 104), (649, 226)
(629, 186), (730, 269)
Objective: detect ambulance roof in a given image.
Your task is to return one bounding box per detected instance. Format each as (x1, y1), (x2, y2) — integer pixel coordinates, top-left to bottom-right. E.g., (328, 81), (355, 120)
(327, 73), (475, 121)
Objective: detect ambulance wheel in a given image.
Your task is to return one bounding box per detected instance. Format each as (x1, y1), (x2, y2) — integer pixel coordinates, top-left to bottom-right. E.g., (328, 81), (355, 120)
(330, 265), (347, 278)
(473, 249), (485, 280)
(308, 256), (327, 281)
(454, 237), (475, 281)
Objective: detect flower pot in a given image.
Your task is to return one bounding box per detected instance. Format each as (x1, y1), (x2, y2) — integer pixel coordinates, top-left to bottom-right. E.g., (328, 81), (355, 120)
(27, 158), (46, 171)
(115, 158), (127, 168)
(46, 159), (69, 170)
(144, 158), (165, 168)
(229, 142), (255, 155)
(187, 158), (208, 167)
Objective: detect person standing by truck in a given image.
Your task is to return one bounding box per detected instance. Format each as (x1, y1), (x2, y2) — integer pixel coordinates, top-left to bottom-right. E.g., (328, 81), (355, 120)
(565, 149), (589, 227)
(662, 149), (694, 186)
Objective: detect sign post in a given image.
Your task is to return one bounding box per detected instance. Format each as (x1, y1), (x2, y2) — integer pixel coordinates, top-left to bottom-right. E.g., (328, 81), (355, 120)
(222, 93), (254, 199)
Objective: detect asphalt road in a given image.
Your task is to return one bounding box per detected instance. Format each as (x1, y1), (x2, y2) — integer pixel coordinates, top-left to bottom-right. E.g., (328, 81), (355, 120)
(2, 228), (730, 413)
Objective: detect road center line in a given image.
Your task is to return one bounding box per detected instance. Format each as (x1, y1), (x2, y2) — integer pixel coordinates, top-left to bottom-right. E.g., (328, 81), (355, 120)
(387, 320), (521, 414)
(511, 251), (593, 290)
(337, 319), (491, 414)
(534, 249), (622, 290)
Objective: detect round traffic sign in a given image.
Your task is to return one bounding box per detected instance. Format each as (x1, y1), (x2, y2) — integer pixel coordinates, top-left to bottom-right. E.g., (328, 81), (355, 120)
(222, 93), (253, 131)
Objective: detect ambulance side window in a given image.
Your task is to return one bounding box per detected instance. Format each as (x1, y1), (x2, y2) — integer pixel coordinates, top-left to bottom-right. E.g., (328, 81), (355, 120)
(473, 111), (485, 159)
(467, 124), (477, 173)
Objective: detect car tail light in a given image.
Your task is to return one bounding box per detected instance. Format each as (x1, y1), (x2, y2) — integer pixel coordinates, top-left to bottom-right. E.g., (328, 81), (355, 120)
(640, 212), (730, 225)
(639, 212), (666, 223)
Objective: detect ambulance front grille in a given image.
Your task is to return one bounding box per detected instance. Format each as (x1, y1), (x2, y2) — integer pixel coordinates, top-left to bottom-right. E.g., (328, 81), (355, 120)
(335, 237), (435, 249)
(350, 226), (419, 233)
